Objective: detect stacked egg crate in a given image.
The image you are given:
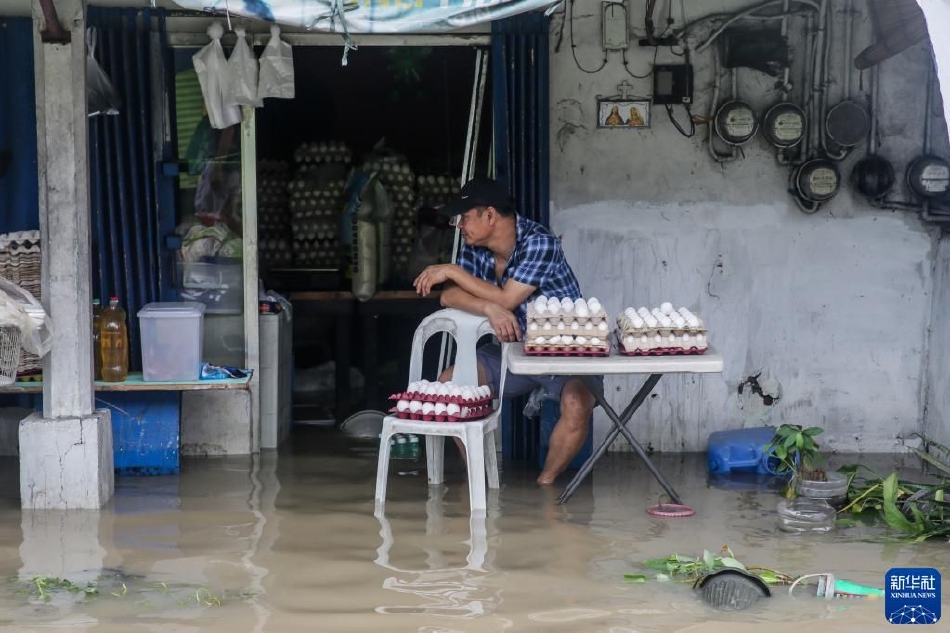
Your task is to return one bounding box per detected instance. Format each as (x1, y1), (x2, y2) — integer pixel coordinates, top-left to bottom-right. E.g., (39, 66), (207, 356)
(0, 231), (42, 376)
(524, 296), (611, 356)
(416, 175), (458, 209)
(257, 161), (293, 268)
(389, 380), (494, 422)
(366, 158), (416, 275)
(289, 142), (351, 269)
(616, 303), (709, 356)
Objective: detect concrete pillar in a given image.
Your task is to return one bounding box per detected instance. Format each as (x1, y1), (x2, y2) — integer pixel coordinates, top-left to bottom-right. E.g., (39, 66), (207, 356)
(21, 0), (113, 509)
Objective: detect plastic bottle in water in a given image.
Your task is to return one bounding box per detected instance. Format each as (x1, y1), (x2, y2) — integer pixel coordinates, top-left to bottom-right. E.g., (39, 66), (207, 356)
(100, 297), (128, 382)
(396, 435), (409, 459)
(408, 435), (421, 460)
(92, 299), (102, 380)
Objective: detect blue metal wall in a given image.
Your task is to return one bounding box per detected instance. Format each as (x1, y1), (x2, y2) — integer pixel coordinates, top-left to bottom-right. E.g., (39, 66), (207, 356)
(492, 13), (551, 226)
(0, 18), (39, 232)
(87, 7), (174, 370)
(492, 14), (552, 463)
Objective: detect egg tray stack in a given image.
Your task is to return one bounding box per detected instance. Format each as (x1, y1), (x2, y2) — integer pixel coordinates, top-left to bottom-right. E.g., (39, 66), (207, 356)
(257, 161), (293, 268)
(289, 143), (350, 269)
(388, 381), (494, 422)
(416, 175), (458, 209)
(524, 297), (611, 356)
(616, 303), (709, 356)
(0, 231), (42, 376)
(365, 158), (416, 275)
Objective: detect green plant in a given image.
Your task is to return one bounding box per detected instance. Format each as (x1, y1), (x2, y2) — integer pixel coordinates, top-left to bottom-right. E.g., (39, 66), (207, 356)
(627, 545), (795, 585)
(767, 424), (826, 478)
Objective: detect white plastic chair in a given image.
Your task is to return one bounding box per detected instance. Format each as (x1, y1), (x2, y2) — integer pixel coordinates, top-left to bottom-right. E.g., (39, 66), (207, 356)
(375, 309), (507, 512)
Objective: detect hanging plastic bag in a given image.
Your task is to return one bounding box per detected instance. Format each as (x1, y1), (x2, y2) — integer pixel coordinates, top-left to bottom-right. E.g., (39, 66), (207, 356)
(86, 27), (120, 117)
(193, 22), (241, 130)
(226, 27), (261, 107)
(257, 25), (295, 101)
(0, 277), (54, 358)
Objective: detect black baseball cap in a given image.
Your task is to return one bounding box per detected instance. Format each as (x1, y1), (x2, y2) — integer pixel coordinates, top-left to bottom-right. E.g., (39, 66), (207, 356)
(438, 177), (516, 217)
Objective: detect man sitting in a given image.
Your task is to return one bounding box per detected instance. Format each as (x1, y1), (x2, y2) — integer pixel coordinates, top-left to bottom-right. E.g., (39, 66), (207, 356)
(413, 177), (598, 484)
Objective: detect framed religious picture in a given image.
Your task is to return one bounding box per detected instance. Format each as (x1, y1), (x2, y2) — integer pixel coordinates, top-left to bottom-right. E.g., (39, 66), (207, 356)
(597, 98), (651, 129)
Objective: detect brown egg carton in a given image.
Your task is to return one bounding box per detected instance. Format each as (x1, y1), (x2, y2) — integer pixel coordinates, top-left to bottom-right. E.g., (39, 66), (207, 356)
(387, 405), (495, 422)
(389, 392), (493, 406)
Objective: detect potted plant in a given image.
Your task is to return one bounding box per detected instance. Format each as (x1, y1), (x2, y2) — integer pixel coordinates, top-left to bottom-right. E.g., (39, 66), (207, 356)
(767, 424), (849, 505)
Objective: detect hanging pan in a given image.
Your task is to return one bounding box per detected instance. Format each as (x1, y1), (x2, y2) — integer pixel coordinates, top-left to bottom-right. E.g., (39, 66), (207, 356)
(762, 102), (806, 148)
(793, 158), (841, 204)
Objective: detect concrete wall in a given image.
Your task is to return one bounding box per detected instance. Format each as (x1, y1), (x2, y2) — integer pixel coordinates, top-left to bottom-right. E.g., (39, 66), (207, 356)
(924, 236), (950, 443)
(550, 0), (950, 451)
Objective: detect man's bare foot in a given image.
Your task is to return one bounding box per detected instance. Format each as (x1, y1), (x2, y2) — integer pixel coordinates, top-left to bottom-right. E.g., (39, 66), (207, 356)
(536, 472), (557, 485)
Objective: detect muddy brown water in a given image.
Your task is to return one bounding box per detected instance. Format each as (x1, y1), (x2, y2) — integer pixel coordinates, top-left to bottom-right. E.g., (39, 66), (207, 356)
(0, 427), (946, 632)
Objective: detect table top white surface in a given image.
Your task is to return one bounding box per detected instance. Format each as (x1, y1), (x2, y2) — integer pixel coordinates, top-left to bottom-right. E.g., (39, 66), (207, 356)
(506, 344), (724, 376)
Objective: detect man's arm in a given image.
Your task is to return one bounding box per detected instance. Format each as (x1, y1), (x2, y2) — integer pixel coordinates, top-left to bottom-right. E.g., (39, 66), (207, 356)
(440, 282), (522, 342)
(416, 264), (536, 311)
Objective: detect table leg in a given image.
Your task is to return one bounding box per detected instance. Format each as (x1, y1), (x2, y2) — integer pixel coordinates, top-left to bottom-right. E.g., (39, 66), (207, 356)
(559, 374), (682, 505)
(363, 311), (379, 410)
(335, 315), (351, 423)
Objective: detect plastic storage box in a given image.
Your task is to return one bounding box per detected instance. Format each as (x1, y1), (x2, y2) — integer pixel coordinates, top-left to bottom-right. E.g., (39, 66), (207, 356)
(707, 426), (783, 475)
(180, 261), (243, 315)
(138, 302), (206, 382)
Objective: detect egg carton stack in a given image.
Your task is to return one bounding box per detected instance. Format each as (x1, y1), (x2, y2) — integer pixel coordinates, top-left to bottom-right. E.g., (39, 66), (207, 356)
(257, 161), (293, 268)
(289, 143), (351, 269)
(416, 175), (458, 209)
(365, 158), (416, 274)
(0, 231), (42, 376)
(524, 296), (611, 356)
(389, 380), (494, 422)
(616, 303), (709, 356)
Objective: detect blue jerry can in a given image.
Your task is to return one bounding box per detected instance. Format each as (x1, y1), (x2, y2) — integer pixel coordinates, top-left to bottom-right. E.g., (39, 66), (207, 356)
(707, 426), (784, 475)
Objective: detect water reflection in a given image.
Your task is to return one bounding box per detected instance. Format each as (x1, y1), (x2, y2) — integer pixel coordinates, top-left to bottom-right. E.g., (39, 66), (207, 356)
(373, 487), (504, 619)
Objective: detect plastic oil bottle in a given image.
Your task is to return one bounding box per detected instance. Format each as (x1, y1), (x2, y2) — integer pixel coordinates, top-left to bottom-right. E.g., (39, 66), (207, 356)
(100, 296), (128, 382)
(92, 299), (103, 380)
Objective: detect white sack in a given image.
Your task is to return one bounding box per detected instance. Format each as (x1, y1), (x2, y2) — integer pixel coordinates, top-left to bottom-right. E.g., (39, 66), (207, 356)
(226, 27), (262, 107)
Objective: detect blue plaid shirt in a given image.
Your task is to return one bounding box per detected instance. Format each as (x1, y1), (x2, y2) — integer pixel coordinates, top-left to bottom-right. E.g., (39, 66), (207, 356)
(457, 215), (582, 331)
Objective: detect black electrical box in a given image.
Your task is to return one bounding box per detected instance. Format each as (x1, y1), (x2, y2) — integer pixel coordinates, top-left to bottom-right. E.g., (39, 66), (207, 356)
(653, 64), (693, 105)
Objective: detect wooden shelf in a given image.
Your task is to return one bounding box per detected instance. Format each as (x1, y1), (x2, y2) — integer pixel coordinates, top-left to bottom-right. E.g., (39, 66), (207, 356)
(0, 373), (251, 394)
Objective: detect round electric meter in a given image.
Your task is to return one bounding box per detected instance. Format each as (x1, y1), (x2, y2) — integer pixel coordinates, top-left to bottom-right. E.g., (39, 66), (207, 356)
(826, 100), (870, 148)
(714, 100), (759, 146)
(851, 154), (895, 200)
(906, 154), (950, 199)
(795, 158), (841, 203)
(763, 103), (806, 148)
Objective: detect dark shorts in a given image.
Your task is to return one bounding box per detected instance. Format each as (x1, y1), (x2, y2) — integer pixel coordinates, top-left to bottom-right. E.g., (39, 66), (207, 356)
(476, 344), (604, 400)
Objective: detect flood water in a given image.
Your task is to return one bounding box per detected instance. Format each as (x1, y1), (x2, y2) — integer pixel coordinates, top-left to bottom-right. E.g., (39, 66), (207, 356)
(0, 426), (946, 632)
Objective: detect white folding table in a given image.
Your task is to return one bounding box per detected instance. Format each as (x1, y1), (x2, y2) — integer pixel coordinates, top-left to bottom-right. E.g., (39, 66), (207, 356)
(506, 344), (724, 504)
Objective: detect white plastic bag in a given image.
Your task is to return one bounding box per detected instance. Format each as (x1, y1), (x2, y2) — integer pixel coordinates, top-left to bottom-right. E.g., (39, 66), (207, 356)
(226, 27), (261, 107)
(86, 27), (120, 117)
(258, 25), (295, 101)
(0, 277), (54, 358)
(193, 22), (241, 130)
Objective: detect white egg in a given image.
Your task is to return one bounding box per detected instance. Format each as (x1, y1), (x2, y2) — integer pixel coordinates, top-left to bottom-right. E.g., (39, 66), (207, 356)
(673, 316), (686, 328)
(449, 386), (462, 397)
(570, 321), (580, 331)
(645, 316), (658, 327)
(437, 383), (450, 396)
(591, 337), (601, 345)
(422, 402), (435, 415)
(659, 316), (672, 327)
(697, 333), (706, 343)
(575, 301), (590, 317)
(435, 402), (447, 415)
(423, 383), (436, 395)
(407, 381), (418, 392)
(444, 380), (455, 387)
(397, 400), (410, 412)
(534, 336), (547, 344)
(669, 333), (676, 343)
(624, 307), (636, 317)
(556, 320), (566, 329)
(547, 302), (561, 315)
(461, 406), (471, 417)
(543, 322), (552, 332)
(687, 315), (700, 327)
(561, 335), (574, 346)
(682, 333), (691, 342)
(409, 401), (423, 413)
(654, 334), (663, 343)
(534, 296), (548, 309)
(529, 322), (539, 331)
(597, 321), (608, 332)
(577, 336), (588, 345)
(461, 386), (474, 400)
(624, 335), (634, 345)
(632, 317), (645, 328)
(560, 297), (574, 312)
(640, 335), (649, 344)
(549, 335), (562, 345)
(660, 302), (674, 315)
(447, 403), (461, 416)
(535, 303), (548, 316)
(481, 386), (491, 398)
(584, 322), (594, 331)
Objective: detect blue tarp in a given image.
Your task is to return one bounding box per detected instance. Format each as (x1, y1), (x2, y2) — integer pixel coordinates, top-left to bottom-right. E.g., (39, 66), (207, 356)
(0, 18), (39, 232)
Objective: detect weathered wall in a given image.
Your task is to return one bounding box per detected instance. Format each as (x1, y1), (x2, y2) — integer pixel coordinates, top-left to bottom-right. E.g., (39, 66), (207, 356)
(924, 236), (950, 443)
(550, 0), (949, 451)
